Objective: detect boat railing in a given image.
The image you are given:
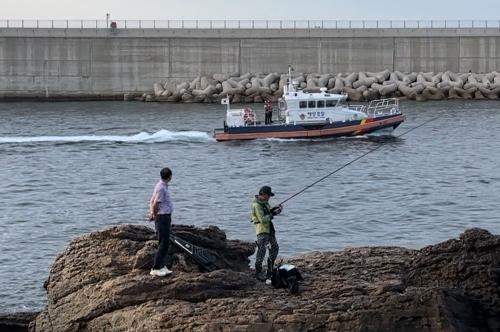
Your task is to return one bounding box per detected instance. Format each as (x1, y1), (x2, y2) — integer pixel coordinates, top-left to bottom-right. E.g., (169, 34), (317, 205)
(347, 98), (400, 117)
(365, 98), (400, 117)
(347, 105), (366, 113)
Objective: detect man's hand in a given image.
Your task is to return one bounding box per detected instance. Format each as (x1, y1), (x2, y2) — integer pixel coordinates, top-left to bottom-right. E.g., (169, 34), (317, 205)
(271, 205), (283, 216)
(148, 212), (155, 222)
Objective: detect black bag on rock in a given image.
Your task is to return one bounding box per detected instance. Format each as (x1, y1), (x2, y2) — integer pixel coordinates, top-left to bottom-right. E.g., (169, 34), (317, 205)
(270, 263), (303, 294)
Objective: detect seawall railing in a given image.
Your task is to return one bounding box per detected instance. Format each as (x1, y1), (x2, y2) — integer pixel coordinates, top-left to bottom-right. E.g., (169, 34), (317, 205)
(1, 19), (500, 29)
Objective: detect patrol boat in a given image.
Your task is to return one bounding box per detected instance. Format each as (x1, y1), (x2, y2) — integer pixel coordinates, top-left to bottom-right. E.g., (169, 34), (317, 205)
(213, 67), (405, 141)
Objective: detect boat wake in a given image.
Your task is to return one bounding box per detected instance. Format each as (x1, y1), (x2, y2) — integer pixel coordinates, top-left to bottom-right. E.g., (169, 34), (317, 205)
(0, 129), (214, 144)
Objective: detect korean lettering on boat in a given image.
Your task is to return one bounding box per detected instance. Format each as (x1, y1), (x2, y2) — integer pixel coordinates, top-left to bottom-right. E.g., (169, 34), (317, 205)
(306, 111), (325, 118)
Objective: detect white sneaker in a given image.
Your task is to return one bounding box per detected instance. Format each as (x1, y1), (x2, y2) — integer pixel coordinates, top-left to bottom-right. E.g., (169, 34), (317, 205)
(150, 266), (172, 277)
(159, 266), (173, 275)
(150, 268), (167, 277)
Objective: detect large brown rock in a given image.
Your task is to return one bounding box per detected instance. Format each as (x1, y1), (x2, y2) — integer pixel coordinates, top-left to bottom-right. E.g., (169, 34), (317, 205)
(30, 226), (500, 331)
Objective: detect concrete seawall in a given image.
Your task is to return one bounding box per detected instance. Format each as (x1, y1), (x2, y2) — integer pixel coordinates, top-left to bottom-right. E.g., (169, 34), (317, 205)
(1, 28), (500, 99)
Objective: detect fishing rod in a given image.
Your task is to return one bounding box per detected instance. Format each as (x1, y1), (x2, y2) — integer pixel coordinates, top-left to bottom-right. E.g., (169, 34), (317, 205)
(277, 116), (440, 206)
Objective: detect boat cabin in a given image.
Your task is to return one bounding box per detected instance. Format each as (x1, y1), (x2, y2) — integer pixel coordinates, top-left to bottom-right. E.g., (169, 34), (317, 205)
(280, 87), (367, 125)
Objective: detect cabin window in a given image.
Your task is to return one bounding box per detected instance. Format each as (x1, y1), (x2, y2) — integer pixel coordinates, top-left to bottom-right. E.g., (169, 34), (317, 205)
(326, 100), (336, 107)
(317, 100), (325, 108)
(308, 100), (316, 108)
(299, 101), (307, 108)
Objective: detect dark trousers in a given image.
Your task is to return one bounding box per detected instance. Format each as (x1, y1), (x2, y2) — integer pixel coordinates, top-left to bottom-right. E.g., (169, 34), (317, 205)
(265, 111), (273, 124)
(153, 214), (171, 269)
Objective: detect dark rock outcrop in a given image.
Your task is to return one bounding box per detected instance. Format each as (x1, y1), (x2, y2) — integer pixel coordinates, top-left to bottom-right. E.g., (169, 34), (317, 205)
(0, 312), (38, 332)
(30, 225), (500, 331)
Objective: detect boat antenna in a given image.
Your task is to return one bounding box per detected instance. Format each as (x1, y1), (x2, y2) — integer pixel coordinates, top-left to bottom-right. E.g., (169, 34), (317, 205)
(277, 116), (440, 206)
(285, 64), (295, 94)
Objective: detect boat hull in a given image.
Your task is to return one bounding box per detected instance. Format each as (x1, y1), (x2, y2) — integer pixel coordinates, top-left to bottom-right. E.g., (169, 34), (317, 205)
(214, 114), (405, 141)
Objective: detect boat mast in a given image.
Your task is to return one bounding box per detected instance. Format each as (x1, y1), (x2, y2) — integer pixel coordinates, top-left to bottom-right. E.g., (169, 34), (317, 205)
(285, 64), (295, 94)
(221, 95), (230, 111)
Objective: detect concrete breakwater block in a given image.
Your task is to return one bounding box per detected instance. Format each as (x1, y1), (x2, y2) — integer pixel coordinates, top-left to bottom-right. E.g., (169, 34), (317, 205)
(134, 70), (500, 103)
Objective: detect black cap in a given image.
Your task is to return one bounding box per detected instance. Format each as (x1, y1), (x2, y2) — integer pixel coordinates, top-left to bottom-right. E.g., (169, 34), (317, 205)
(259, 186), (274, 197)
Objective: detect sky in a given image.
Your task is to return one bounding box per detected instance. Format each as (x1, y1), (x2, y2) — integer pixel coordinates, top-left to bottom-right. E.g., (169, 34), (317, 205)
(2, 0), (500, 21)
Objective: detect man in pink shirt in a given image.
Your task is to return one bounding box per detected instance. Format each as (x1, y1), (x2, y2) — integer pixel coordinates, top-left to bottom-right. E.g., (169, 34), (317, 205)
(149, 167), (174, 277)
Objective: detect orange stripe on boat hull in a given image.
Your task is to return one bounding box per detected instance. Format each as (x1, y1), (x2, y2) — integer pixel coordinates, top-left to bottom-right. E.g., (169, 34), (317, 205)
(352, 118), (372, 136)
(215, 114), (405, 141)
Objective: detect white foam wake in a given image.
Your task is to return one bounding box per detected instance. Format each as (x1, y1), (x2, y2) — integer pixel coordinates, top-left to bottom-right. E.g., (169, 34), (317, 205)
(0, 129), (214, 144)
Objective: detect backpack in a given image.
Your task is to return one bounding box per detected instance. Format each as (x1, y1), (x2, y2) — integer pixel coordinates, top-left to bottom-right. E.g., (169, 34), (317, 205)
(270, 263), (303, 294)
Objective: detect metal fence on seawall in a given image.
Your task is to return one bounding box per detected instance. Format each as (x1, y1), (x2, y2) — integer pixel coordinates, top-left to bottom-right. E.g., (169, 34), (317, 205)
(1, 19), (500, 29)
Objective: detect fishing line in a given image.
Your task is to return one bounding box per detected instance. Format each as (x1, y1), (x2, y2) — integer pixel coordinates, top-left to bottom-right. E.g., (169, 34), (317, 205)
(277, 116), (440, 206)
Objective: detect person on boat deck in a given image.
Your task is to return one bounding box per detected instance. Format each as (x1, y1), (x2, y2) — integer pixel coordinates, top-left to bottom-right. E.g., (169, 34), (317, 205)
(148, 167), (174, 277)
(251, 185), (283, 281)
(264, 100), (273, 124)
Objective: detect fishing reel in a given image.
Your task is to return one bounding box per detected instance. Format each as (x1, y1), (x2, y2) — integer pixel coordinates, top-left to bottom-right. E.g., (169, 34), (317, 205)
(271, 205), (283, 216)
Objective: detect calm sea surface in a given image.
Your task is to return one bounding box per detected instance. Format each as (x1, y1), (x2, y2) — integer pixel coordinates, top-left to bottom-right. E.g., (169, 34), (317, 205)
(0, 100), (499, 312)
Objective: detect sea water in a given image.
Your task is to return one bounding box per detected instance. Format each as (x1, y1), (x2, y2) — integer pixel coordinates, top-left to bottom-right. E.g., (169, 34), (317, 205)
(0, 100), (499, 311)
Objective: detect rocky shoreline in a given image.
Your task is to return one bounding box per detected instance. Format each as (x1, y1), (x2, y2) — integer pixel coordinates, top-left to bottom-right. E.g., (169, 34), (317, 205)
(3, 70), (500, 103)
(130, 70), (500, 103)
(3, 225), (500, 331)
